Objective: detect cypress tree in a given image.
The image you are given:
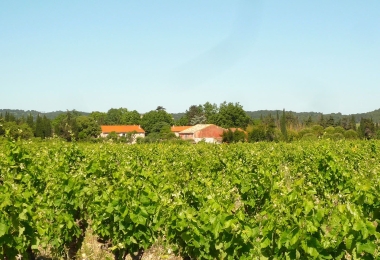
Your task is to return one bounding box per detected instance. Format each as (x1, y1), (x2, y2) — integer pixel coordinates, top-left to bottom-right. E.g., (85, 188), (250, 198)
(35, 114), (44, 138)
(326, 115), (335, 127)
(319, 114), (326, 128)
(4, 111), (16, 122)
(350, 115), (356, 130)
(305, 116), (313, 127)
(359, 118), (375, 139)
(280, 109), (288, 141)
(26, 113), (34, 130)
(18, 115), (26, 124)
(42, 116), (52, 138)
(276, 110), (280, 128)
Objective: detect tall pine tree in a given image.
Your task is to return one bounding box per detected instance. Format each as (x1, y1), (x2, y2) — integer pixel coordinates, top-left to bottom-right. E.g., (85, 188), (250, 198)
(318, 114), (326, 128)
(42, 116), (52, 138)
(305, 116), (313, 127)
(350, 115), (356, 130)
(26, 113), (34, 131)
(35, 114), (44, 138)
(280, 109), (288, 141)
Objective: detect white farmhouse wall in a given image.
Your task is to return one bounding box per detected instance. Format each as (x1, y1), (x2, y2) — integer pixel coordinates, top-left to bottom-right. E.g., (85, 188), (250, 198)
(193, 137), (220, 144)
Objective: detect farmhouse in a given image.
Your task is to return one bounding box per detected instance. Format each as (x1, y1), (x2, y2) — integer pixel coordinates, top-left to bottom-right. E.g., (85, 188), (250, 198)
(229, 128), (248, 136)
(178, 124), (225, 143)
(100, 125), (145, 143)
(229, 127), (246, 133)
(170, 126), (192, 137)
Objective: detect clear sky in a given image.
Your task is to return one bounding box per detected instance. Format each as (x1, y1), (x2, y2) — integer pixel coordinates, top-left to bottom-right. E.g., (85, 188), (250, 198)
(1, 1), (379, 114)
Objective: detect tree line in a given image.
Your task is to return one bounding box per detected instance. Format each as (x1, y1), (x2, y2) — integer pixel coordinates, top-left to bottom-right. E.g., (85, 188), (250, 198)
(1, 102), (380, 142)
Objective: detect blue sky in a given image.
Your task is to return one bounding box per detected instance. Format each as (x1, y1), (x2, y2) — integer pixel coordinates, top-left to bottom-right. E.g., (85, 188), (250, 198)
(1, 1), (379, 114)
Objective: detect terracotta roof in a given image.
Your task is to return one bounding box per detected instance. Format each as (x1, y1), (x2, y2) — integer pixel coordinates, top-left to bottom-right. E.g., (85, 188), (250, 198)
(229, 128), (247, 134)
(179, 124), (213, 134)
(171, 126), (192, 132)
(101, 125), (145, 133)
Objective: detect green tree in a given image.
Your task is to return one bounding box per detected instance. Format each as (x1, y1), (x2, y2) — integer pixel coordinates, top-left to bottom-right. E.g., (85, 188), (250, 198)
(3, 122), (33, 139)
(326, 115), (335, 127)
(103, 108), (141, 125)
(280, 109), (288, 141)
(222, 129), (234, 143)
(185, 105), (204, 125)
(222, 129), (246, 143)
(76, 116), (101, 140)
(340, 117), (350, 130)
(89, 111), (107, 125)
(17, 115), (26, 124)
(350, 115), (357, 130)
(107, 131), (119, 141)
(35, 115), (52, 138)
(4, 111), (16, 122)
(190, 115), (207, 125)
(35, 114), (44, 138)
(376, 129), (380, 140)
(276, 110), (280, 128)
(202, 102), (218, 123)
(26, 113), (34, 131)
(160, 124), (177, 140)
(42, 116), (52, 138)
(344, 129), (358, 139)
(120, 110), (141, 125)
(140, 110), (174, 135)
(213, 102), (250, 129)
(358, 118), (375, 139)
(318, 114), (326, 128)
(175, 115), (190, 126)
(105, 108), (123, 125)
(305, 116), (313, 127)
(53, 111), (78, 141)
(248, 124), (266, 142)
(150, 121), (171, 135)
(311, 125), (324, 138)
(263, 114), (276, 141)
(285, 112), (299, 128)
(0, 117), (5, 136)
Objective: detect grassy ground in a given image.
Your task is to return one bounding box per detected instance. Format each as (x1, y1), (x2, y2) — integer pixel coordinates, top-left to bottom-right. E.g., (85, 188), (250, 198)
(36, 228), (182, 260)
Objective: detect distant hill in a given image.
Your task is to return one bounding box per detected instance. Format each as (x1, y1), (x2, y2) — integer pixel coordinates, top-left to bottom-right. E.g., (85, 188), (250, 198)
(2, 108), (380, 123)
(245, 109), (380, 123)
(171, 112), (185, 121)
(172, 109), (380, 123)
(0, 109), (90, 120)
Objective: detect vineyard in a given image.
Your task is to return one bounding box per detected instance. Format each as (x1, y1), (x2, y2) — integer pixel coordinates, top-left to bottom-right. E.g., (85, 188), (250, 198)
(0, 139), (379, 259)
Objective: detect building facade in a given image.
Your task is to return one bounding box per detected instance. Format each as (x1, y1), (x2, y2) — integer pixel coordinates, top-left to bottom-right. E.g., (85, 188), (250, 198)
(100, 125), (145, 143)
(178, 124), (225, 143)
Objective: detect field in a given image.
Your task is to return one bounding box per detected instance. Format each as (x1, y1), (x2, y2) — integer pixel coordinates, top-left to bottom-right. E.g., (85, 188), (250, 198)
(0, 139), (379, 259)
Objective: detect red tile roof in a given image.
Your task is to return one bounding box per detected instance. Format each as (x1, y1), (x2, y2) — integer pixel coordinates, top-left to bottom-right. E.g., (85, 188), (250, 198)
(229, 128), (246, 133)
(179, 124), (213, 134)
(171, 126), (192, 132)
(101, 125), (145, 133)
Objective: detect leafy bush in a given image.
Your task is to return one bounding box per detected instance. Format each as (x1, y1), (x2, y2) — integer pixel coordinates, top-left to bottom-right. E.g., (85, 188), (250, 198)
(298, 128), (313, 138)
(332, 132), (344, 140)
(344, 129), (359, 139)
(311, 125), (324, 137)
(324, 126), (335, 135)
(302, 133), (318, 141)
(334, 126), (345, 134)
